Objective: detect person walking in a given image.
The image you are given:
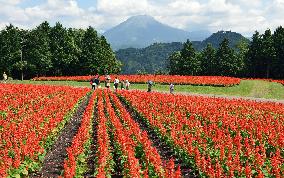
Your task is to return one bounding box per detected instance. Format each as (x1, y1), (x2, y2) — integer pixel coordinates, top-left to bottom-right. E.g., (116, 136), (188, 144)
(3, 72), (7, 83)
(94, 75), (100, 89)
(169, 83), (174, 94)
(120, 80), (125, 90)
(105, 75), (111, 89)
(114, 77), (119, 91)
(125, 80), (130, 90)
(90, 76), (96, 89)
(147, 80), (153, 92)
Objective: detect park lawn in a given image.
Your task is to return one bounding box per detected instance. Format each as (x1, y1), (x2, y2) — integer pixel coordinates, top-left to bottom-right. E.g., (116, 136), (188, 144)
(130, 80), (284, 100)
(7, 79), (284, 100)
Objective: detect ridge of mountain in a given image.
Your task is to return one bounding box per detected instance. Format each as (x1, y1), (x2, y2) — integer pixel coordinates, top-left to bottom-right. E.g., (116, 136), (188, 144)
(104, 15), (211, 50)
(115, 30), (250, 74)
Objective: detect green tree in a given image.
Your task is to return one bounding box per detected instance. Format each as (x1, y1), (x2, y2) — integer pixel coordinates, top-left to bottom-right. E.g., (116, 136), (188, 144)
(80, 26), (101, 75)
(0, 24), (22, 78)
(13, 60), (28, 80)
(235, 39), (249, 77)
(261, 29), (276, 78)
(200, 43), (216, 75)
(215, 38), (239, 76)
(247, 31), (262, 77)
(50, 22), (74, 76)
(98, 36), (121, 74)
(180, 40), (200, 75)
(23, 22), (52, 77)
(168, 51), (182, 75)
(66, 28), (85, 75)
(273, 26), (284, 78)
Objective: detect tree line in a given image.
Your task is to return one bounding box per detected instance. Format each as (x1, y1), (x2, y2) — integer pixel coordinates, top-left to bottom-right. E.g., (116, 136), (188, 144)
(0, 22), (121, 80)
(168, 27), (284, 79)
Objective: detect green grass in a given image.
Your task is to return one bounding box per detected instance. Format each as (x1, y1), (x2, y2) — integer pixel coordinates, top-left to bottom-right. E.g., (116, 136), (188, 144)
(7, 79), (284, 100)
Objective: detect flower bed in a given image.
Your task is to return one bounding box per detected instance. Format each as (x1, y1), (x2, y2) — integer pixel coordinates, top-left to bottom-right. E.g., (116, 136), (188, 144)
(33, 75), (241, 86)
(0, 84), (89, 177)
(64, 91), (96, 178)
(118, 90), (284, 177)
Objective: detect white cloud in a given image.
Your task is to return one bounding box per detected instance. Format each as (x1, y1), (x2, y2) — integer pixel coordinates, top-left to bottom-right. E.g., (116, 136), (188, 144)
(0, 0), (284, 36)
(96, 0), (149, 16)
(0, 0), (23, 5)
(168, 0), (203, 14)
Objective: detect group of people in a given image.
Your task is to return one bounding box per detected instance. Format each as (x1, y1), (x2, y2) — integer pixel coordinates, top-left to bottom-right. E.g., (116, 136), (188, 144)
(113, 77), (130, 91)
(147, 80), (174, 94)
(2, 71), (175, 93)
(90, 75), (130, 91)
(90, 75), (175, 94)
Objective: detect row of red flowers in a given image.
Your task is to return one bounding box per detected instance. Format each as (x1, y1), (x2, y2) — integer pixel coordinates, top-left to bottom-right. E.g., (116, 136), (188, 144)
(273, 80), (284, 85)
(118, 90), (284, 177)
(95, 90), (113, 177)
(63, 91), (96, 178)
(0, 84), (89, 177)
(32, 75), (241, 86)
(63, 89), (182, 177)
(108, 90), (181, 177)
(104, 89), (142, 177)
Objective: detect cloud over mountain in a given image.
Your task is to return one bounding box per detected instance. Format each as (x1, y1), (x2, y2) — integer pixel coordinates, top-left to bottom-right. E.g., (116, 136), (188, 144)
(0, 0), (284, 37)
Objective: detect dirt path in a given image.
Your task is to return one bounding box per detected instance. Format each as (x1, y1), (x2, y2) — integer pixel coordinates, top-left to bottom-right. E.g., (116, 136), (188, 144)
(32, 95), (91, 177)
(84, 100), (98, 177)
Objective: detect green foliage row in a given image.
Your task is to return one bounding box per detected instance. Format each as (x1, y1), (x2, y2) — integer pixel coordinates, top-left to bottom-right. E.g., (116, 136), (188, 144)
(0, 22), (121, 79)
(168, 27), (284, 79)
(116, 31), (249, 75)
(247, 27), (284, 79)
(168, 39), (246, 76)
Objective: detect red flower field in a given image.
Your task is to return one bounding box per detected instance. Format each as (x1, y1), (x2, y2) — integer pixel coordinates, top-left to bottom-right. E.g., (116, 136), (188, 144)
(33, 75), (241, 86)
(0, 84), (89, 177)
(119, 90), (284, 177)
(1, 83), (283, 177)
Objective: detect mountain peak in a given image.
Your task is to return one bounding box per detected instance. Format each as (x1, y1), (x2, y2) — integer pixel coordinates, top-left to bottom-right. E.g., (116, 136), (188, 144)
(128, 15), (155, 21)
(104, 15), (211, 50)
(122, 15), (158, 28)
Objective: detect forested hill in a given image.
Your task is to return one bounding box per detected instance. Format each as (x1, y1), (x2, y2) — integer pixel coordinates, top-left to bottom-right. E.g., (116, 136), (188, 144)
(116, 31), (249, 74)
(203, 31), (250, 48)
(116, 42), (183, 74)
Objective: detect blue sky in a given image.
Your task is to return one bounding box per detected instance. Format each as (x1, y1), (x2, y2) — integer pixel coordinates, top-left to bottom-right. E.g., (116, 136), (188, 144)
(0, 0), (284, 36)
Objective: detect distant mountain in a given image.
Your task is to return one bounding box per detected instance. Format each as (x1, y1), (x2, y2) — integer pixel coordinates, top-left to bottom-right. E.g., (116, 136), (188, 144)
(116, 31), (250, 74)
(104, 15), (210, 50)
(189, 30), (212, 41)
(203, 30), (250, 48)
(116, 42), (184, 74)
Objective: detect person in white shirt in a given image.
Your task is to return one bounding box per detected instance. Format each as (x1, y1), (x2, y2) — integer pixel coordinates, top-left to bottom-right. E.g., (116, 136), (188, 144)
(125, 80), (130, 90)
(3, 72), (7, 83)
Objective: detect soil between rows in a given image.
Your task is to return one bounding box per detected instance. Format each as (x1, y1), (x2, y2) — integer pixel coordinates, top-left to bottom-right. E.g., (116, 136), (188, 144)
(84, 99), (98, 177)
(32, 94), (91, 177)
(117, 94), (200, 178)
